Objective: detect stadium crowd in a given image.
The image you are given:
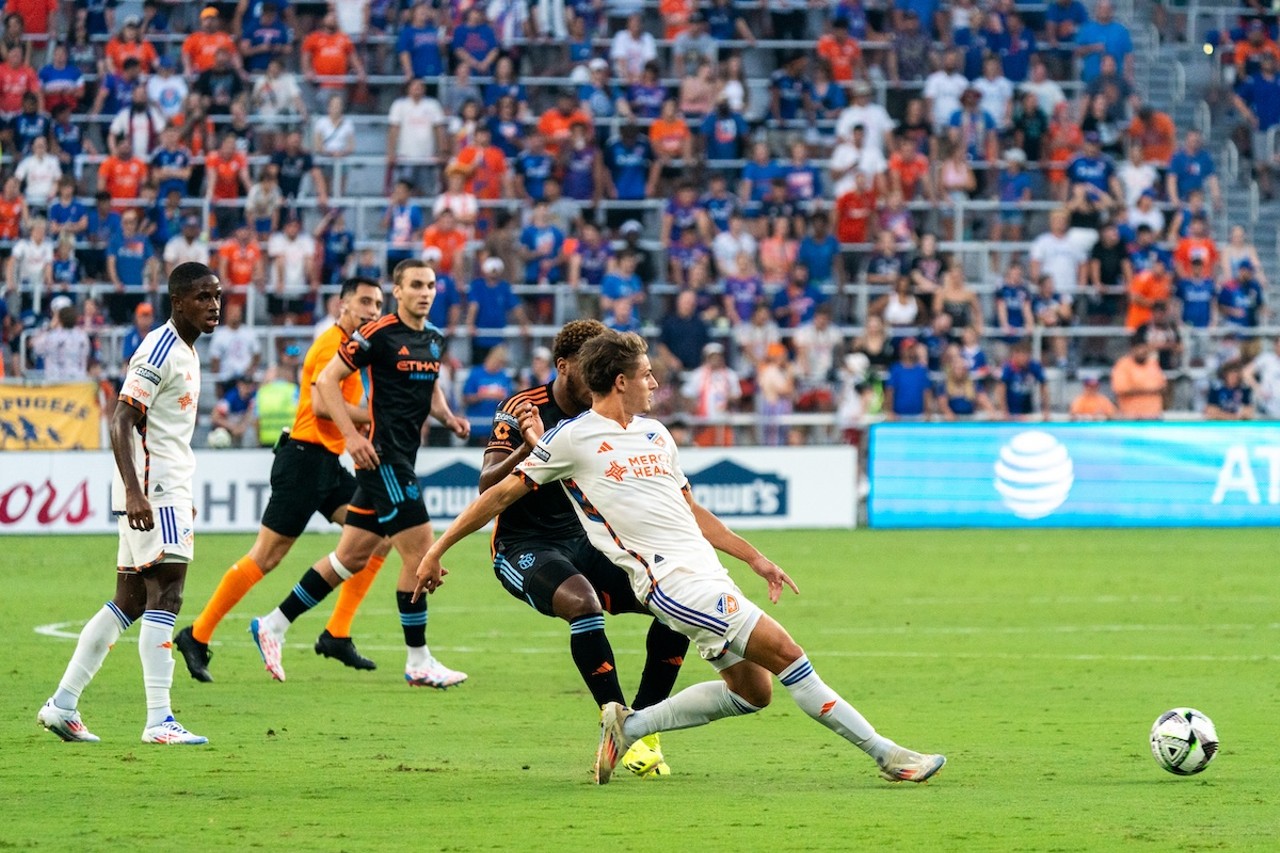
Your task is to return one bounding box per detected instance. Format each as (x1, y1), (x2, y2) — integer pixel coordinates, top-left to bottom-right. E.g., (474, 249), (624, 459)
(4, 0), (1280, 448)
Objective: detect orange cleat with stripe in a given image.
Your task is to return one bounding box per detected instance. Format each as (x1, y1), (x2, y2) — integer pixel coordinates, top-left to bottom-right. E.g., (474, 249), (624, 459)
(594, 702), (636, 785)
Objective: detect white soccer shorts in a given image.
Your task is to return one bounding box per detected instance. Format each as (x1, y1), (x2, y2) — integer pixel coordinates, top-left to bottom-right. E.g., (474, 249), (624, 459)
(645, 565), (764, 672)
(116, 503), (195, 571)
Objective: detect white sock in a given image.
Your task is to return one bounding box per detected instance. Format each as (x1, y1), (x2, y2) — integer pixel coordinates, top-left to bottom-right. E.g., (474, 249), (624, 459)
(622, 681), (761, 740)
(52, 602), (132, 710)
(261, 608), (290, 637)
(779, 655), (895, 763)
(139, 610), (177, 727)
(406, 644), (432, 670)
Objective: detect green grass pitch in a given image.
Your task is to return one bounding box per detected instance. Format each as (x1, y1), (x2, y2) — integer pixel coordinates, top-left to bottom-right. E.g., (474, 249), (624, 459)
(2, 528), (1277, 852)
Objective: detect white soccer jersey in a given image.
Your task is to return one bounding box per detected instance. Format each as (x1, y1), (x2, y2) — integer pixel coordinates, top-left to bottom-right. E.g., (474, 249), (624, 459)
(112, 321), (201, 511)
(516, 410), (720, 600)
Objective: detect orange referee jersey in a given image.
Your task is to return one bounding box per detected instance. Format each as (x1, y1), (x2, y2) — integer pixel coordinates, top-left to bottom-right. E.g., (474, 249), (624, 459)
(290, 324), (366, 456)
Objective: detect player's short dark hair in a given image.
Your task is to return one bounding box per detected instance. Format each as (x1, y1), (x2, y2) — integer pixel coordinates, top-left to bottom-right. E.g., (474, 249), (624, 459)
(578, 330), (648, 395)
(340, 276), (381, 299)
(169, 262), (214, 300)
(552, 319), (606, 362)
(392, 258), (431, 288)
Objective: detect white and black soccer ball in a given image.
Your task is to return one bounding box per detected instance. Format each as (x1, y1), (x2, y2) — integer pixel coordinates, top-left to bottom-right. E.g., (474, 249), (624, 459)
(206, 427), (234, 449)
(1150, 708), (1219, 776)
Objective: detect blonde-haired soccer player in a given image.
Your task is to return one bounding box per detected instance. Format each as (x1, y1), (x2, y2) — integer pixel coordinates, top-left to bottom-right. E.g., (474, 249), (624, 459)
(416, 330), (946, 784)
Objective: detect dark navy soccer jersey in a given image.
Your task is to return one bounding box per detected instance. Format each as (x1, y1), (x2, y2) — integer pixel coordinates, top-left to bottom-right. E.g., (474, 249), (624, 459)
(1207, 382), (1251, 415)
(486, 382), (583, 542)
(1001, 361), (1046, 415)
(338, 314), (444, 463)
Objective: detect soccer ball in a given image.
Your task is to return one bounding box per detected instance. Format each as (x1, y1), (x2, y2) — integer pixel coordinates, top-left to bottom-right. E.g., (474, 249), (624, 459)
(1150, 708), (1219, 776)
(207, 427), (234, 449)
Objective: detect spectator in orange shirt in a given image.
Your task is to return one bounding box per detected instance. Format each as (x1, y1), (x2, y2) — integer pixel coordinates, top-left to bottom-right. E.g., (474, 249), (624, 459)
(1172, 215), (1219, 277)
(216, 221), (265, 310)
(1126, 105), (1176, 168)
(659, 0), (693, 40)
(0, 175), (27, 240)
(1111, 329), (1167, 419)
(183, 7), (242, 77)
(105, 17), (158, 75)
(816, 17), (863, 83)
(887, 135), (933, 201)
(1069, 372), (1118, 420)
(1234, 19), (1280, 78)
(451, 124), (510, 201)
(302, 10), (366, 94)
(421, 209), (468, 278)
(98, 138), (148, 211)
(536, 90), (591, 157)
(0, 44), (40, 116)
(1126, 254), (1172, 330)
(205, 133), (251, 238)
(649, 97), (693, 175)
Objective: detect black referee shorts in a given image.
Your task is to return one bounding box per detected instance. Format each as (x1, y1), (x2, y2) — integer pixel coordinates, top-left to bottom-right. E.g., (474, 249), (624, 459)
(261, 439), (358, 538)
(493, 535), (647, 618)
(345, 458), (429, 538)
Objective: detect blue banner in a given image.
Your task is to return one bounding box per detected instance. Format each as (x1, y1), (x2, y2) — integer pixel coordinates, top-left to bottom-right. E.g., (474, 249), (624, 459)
(868, 423), (1280, 528)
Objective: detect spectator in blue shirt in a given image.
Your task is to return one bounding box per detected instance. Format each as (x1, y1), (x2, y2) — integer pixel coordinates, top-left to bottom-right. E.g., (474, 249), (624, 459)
(462, 344), (516, 444)
(1231, 52), (1280, 198)
(885, 338), (932, 418)
(1166, 130), (1222, 209)
(772, 266), (825, 329)
(466, 257), (528, 364)
(452, 7), (500, 75)
(995, 262), (1034, 340)
(1045, 0), (1089, 69)
(1175, 257), (1217, 329)
(10, 93), (50, 156)
(91, 56), (143, 117)
(1217, 260), (1265, 328)
(423, 248), (464, 334)
(1000, 13), (1037, 83)
(38, 42), (83, 114)
(1205, 360), (1254, 420)
(769, 54), (808, 125)
(600, 251), (644, 327)
(397, 2), (446, 79)
(796, 212), (841, 289)
(516, 133), (557, 202)
(121, 301), (154, 364)
(740, 140), (781, 205)
(48, 177), (87, 241)
(996, 343), (1048, 418)
(1066, 132), (1122, 202)
(519, 202), (566, 285)
(1075, 0), (1133, 84)
(700, 173), (740, 232)
(604, 122), (655, 206)
(700, 99), (749, 166)
(239, 1), (291, 74)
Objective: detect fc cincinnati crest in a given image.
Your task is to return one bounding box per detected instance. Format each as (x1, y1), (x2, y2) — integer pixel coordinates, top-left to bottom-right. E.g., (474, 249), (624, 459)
(715, 594), (739, 616)
(518, 553), (535, 570)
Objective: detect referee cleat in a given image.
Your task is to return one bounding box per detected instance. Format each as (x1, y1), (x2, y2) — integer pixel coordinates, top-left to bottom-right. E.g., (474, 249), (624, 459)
(315, 630), (377, 671)
(175, 626), (214, 682)
(141, 716), (208, 745)
(622, 733), (668, 778)
(594, 702), (636, 785)
(249, 617), (286, 682)
(37, 699), (100, 743)
(405, 657), (467, 688)
(878, 747), (947, 783)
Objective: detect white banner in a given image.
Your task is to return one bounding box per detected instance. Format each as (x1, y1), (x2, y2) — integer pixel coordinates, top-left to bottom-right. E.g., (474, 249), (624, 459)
(0, 446), (857, 534)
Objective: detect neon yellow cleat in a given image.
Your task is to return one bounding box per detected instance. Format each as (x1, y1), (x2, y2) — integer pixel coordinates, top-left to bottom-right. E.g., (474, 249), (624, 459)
(622, 733), (669, 778)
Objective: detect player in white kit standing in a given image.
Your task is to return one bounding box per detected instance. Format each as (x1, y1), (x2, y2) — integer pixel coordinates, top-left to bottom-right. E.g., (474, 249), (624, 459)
(415, 330), (946, 784)
(37, 262), (222, 744)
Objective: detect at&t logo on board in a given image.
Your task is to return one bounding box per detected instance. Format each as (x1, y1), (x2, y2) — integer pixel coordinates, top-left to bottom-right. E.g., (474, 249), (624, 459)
(993, 431), (1074, 520)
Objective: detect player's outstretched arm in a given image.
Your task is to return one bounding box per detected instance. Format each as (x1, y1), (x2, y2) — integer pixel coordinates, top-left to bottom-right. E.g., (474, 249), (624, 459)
(479, 402), (544, 492)
(316, 354), (379, 468)
(413, 474), (532, 600)
(110, 401), (153, 531)
(684, 489), (798, 604)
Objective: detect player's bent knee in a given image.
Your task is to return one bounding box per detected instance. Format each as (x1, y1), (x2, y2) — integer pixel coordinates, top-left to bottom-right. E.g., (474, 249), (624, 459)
(551, 575), (604, 621)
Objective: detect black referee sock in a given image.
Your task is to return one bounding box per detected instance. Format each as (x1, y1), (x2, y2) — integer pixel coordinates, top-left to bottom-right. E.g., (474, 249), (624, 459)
(279, 569), (334, 623)
(632, 620), (691, 711)
(396, 591), (427, 648)
(569, 614), (625, 708)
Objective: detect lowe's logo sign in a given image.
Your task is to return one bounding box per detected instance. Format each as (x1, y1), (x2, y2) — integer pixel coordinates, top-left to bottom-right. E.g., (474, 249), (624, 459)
(419, 461), (481, 519)
(688, 460), (787, 517)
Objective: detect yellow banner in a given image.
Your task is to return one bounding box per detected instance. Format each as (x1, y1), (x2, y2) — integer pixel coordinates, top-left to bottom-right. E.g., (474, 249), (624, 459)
(0, 383), (101, 450)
